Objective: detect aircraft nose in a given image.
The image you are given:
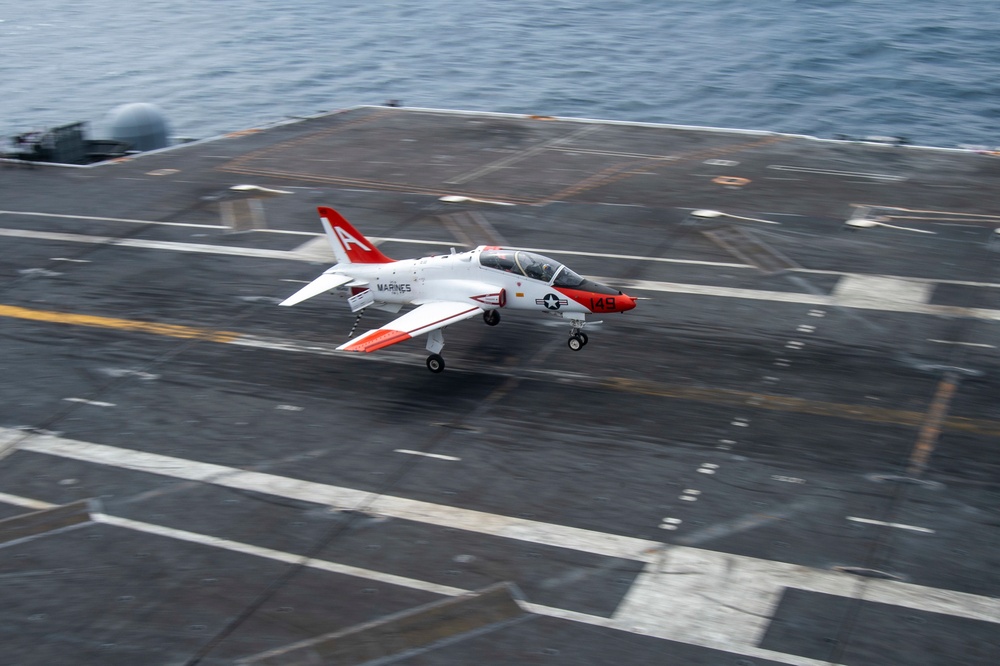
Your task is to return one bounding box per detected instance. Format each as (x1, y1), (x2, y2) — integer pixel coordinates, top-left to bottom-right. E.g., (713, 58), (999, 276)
(619, 292), (638, 311)
(559, 279), (639, 313)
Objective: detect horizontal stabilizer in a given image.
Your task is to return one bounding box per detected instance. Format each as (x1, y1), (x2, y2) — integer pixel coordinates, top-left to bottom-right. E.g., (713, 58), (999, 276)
(279, 273), (353, 307)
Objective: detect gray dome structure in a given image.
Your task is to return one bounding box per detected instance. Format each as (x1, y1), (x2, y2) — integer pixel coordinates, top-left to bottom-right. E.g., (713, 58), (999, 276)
(107, 103), (170, 151)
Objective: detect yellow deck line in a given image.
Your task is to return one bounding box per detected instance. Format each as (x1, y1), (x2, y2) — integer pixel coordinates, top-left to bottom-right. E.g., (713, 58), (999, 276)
(604, 376), (1000, 437)
(0, 304), (239, 343)
(2, 303), (998, 436)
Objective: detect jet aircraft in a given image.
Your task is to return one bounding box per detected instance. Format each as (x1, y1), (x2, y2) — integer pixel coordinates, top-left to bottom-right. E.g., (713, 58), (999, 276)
(280, 207), (638, 372)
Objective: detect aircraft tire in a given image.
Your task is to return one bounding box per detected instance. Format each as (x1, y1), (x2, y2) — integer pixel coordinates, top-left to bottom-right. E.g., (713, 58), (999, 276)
(483, 310), (501, 326)
(568, 335), (584, 351)
(426, 353), (446, 373)
(579, 332), (589, 346)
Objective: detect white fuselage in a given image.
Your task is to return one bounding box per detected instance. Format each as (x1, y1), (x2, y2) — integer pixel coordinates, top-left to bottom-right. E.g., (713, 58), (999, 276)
(329, 247), (590, 315)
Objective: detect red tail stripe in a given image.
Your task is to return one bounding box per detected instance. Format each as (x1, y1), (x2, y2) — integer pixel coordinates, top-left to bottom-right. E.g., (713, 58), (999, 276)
(318, 206), (394, 264)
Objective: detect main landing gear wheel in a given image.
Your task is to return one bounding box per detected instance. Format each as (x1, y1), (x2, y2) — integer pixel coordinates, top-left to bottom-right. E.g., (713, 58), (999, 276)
(568, 333), (588, 351)
(426, 353), (445, 373)
(483, 310), (501, 326)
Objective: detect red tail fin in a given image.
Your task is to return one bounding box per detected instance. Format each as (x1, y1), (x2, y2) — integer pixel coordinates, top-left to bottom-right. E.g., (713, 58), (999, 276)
(318, 206), (394, 264)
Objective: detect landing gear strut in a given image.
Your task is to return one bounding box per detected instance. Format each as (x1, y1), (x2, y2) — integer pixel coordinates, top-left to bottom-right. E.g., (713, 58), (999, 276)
(567, 319), (589, 351)
(426, 353), (445, 373)
(483, 310), (500, 326)
(425, 330), (446, 373)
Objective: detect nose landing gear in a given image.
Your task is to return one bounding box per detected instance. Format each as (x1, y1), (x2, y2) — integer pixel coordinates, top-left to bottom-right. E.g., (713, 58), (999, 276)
(567, 319), (590, 351)
(483, 310), (501, 326)
(568, 333), (589, 351)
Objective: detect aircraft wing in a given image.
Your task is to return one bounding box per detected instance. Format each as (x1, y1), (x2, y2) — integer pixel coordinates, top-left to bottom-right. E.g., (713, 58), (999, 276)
(337, 301), (483, 353)
(279, 273), (353, 307)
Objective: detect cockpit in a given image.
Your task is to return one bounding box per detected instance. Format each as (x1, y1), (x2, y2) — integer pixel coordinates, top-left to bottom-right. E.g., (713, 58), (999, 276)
(479, 249), (585, 287)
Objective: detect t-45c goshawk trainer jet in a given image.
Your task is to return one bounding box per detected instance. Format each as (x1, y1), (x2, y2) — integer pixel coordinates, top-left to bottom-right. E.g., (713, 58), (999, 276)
(280, 206), (638, 372)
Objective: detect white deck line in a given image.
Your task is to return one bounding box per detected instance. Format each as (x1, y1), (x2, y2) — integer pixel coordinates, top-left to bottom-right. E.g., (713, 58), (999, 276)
(4, 211), (1000, 289)
(0, 488), (835, 666)
(3, 222), (1000, 321)
(611, 277), (1000, 321)
(3, 426), (999, 663)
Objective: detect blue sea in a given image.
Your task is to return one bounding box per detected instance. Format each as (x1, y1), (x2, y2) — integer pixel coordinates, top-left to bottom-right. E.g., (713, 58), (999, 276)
(2, 0), (999, 148)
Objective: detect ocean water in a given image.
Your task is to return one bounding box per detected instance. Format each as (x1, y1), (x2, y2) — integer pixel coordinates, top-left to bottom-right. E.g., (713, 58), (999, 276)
(2, 0), (999, 148)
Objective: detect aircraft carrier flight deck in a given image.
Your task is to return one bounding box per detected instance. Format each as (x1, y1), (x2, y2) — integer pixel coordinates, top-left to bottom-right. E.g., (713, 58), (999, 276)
(1, 106), (999, 665)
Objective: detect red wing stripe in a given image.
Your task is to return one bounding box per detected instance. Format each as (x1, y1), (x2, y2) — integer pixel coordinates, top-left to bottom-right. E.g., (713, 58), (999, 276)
(341, 329), (411, 352)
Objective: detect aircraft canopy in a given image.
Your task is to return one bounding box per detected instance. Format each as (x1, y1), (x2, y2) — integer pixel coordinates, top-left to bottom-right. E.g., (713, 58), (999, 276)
(479, 249), (585, 286)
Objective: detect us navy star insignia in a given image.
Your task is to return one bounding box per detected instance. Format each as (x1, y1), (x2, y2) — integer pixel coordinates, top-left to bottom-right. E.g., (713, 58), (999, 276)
(537, 293), (567, 310)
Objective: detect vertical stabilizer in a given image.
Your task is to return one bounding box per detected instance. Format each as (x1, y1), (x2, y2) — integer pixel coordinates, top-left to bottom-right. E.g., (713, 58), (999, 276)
(319, 206), (394, 264)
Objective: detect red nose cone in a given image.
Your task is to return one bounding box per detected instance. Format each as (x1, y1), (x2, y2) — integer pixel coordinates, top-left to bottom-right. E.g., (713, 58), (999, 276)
(554, 287), (639, 313)
(617, 294), (639, 312)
